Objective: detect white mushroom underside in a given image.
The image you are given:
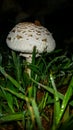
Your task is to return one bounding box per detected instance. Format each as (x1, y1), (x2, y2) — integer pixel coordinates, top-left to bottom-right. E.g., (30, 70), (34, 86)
(6, 22), (56, 53)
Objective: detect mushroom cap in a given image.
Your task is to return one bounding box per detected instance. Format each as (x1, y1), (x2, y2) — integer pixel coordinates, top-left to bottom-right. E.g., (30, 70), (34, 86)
(6, 22), (56, 53)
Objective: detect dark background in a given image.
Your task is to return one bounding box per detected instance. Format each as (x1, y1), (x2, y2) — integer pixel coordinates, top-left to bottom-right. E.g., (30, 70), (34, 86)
(0, 0), (73, 51)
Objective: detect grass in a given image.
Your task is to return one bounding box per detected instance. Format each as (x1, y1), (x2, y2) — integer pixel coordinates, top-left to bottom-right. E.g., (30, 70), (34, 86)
(0, 48), (73, 130)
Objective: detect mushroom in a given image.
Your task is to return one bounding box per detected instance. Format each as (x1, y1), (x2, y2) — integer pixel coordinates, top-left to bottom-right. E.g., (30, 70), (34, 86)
(6, 22), (56, 75)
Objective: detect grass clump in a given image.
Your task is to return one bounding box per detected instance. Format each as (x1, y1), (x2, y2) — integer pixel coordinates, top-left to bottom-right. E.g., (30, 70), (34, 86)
(0, 48), (73, 130)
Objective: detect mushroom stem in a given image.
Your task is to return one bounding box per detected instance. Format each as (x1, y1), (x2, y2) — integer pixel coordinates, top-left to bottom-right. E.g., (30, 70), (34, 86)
(25, 57), (32, 76)
(26, 56), (32, 63)
(20, 53), (32, 76)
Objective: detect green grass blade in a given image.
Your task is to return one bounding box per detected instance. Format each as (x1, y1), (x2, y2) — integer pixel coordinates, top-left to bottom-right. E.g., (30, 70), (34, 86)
(0, 66), (24, 93)
(30, 78), (73, 107)
(50, 73), (60, 127)
(38, 92), (49, 110)
(11, 51), (22, 82)
(0, 86), (15, 113)
(45, 55), (66, 74)
(4, 87), (27, 101)
(0, 112), (25, 123)
(58, 115), (73, 130)
(57, 76), (73, 124)
(31, 99), (44, 130)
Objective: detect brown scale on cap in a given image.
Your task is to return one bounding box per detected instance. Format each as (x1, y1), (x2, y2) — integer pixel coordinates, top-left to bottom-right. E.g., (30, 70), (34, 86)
(34, 20), (41, 26)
